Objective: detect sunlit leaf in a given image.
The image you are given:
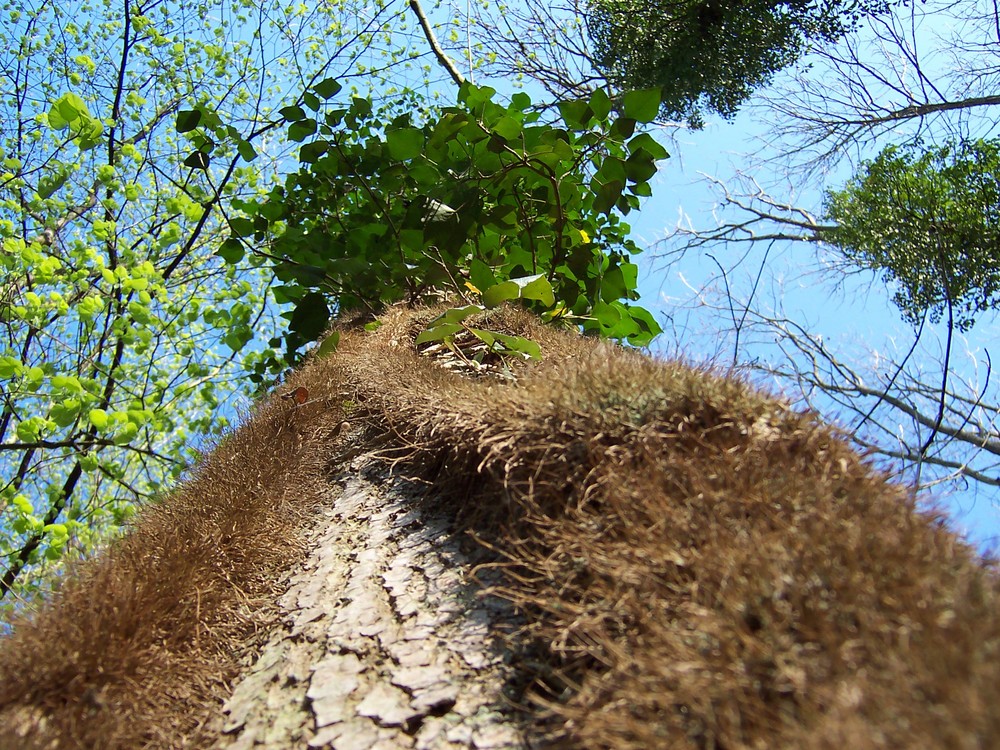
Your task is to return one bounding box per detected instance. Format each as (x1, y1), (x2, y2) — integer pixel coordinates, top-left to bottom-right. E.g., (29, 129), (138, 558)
(481, 275), (555, 308)
(623, 88), (662, 123)
(386, 127), (423, 160)
(47, 92), (90, 129)
(415, 322), (463, 345)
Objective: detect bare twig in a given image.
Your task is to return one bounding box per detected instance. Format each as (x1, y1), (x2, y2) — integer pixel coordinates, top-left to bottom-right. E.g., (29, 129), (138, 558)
(408, 0), (465, 86)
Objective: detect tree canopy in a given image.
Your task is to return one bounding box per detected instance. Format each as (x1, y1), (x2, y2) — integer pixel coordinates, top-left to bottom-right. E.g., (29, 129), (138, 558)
(586, 0), (898, 125)
(232, 82), (664, 372)
(0, 0), (416, 612)
(823, 139), (1000, 332)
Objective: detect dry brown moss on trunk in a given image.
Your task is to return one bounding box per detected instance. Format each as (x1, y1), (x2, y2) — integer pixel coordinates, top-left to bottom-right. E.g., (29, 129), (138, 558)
(0, 380), (347, 748)
(1, 304), (998, 749)
(315, 306), (1000, 749)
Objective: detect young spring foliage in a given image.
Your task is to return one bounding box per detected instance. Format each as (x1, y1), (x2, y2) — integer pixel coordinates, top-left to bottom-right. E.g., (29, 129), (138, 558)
(0, 0), (408, 615)
(228, 83), (666, 372)
(823, 138), (1000, 331)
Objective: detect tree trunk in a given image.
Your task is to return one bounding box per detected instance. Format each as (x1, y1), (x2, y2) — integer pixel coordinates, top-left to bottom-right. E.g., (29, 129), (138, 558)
(213, 464), (524, 749)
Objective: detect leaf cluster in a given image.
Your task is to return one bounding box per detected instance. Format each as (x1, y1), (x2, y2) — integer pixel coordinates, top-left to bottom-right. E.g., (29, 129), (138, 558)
(228, 82), (667, 370)
(585, 0), (898, 126)
(0, 0), (392, 613)
(823, 138), (1000, 331)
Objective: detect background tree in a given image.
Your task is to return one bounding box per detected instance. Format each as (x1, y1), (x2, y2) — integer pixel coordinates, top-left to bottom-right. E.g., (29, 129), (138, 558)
(587, 0), (900, 125)
(455, 0), (900, 126)
(0, 0), (431, 614)
(824, 137), (1000, 332)
(660, 0), (1000, 496)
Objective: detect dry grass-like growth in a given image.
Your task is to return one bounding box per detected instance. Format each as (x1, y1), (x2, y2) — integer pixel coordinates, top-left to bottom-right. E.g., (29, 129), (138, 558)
(1, 303), (998, 749)
(0, 371), (346, 749)
(307, 305), (1000, 749)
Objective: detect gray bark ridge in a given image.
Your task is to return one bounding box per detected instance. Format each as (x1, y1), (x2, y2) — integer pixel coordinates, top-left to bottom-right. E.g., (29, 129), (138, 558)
(214, 459), (525, 749)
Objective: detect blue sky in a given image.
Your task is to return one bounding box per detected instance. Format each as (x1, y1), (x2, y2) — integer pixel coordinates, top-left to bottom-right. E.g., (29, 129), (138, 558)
(626, 107), (1000, 553)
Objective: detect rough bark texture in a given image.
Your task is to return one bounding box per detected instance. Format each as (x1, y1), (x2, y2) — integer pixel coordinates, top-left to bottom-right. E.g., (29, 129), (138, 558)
(214, 461), (525, 750)
(2, 305), (998, 750)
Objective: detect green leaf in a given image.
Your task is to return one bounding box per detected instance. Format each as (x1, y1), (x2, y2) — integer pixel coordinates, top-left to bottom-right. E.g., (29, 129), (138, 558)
(469, 259), (497, 293)
(288, 291), (330, 341)
(511, 92), (532, 110)
(113, 422), (139, 446)
(314, 77), (342, 99)
(228, 217), (254, 237)
(222, 327), (252, 353)
(47, 92), (90, 129)
(386, 127), (423, 160)
(288, 118), (317, 142)
(176, 109), (202, 132)
(51, 375), (84, 394)
(43, 523), (68, 540)
(460, 83), (497, 109)
(428, 305), (485, 326)
(50, 399), (81, 428)
(183, 151), (210, 169)
(610, 116), (637, 140)
(625, 150), (658, 183)
(217, 238), (245, 264)
(492, 116), (521, 141)
(557, 99), (592, 129)
(316, 331), (340, 358)
(415, 322), (463, 345)
(589, 88), (613, 121)
(601, 265), (628, 302)
(597, 156), (627, 184)
(16, 419), (40, 442)
(237, 139), (257, 162)
(593, 180), (625, 215)
(299, 140), (329, 163)
(591, 300), (640, 339)
(75, 122), (101, 150)
(627, 132), (669, 160)
(87, 409), (108, 430)
(481, 275), (555, 308)
(128, 301), (153, 325)
(625, 306), (662, 346)
(468, 328), (541, 359)
(279, 105), (306, 122)
(37, 169), (71, 200)
(0, 356), (23, 379)
(623, 88), (662, 123)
